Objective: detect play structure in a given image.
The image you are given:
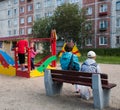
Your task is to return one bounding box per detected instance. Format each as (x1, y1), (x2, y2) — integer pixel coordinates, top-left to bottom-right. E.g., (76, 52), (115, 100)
(0, 29), (57, 78)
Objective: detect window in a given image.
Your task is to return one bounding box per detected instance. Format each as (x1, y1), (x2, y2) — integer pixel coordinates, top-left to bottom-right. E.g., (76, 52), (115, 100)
(70, 0), (79, 4)
(86, 7), (92, 15)
(36, 14), (41, 20)
(99, 20), (108, 29)
(20, 28), (24, 35)
(27, 27), (32, 34)
(56, 0), (64, 6)
(14, 29), (17, 35)
(116, 1), (120, 10)
(20, 18), (24, 24)
(28, 4), (33, 12)
(14, 8), (17, 15)
(14, 19), (17, 26)
(21, 0), (24, 1)
(116, 36), (120, 44)
(8, 9), (12, 16)
(27, 16), (32, 23)
(116, 18), (120, 27)
(45, 12), (53, 17)
(20, 7), (24, 13)
(8, 1), (11, 6)
(14, 0), (18, 4)
(8, 30), (12, 36)
(36, 2), (41, 9)
(85, 23), (92, 31)
(99, 36), (107, 45)
(8, 20), (12, 27)
(99, 4), (107, 12)
(86, 37), (92, 46)
(44, 0), (53, 7)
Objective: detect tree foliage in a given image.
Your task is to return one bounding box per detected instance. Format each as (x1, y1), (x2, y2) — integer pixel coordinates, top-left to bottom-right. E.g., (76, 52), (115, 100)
(32, 3), (92, 48)
(52, 3), (85, 41)
(32, 18), (52, 38)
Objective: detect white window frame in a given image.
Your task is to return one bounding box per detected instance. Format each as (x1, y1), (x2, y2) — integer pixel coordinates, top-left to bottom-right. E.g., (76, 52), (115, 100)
(70, 0), (79, 4)
(8, 1), (11, 6)
(14, 0), (18, 4)
(85, 37), (92, 46)
(27, 16), (32, 23)
(8, 20), (12, 27)
(36, 2), (41, 9)
(20, 0), (25, 2)
(8, 9), (12, 16)
(27, 27), (32, 34)
(116, 1), (120, 10)
(28, 4), (33, 12)
(56, 0), (64, 6)
(116, 18), (120, 27)
(99, 4), (107, 13)
(20, 7), (24, 13)
(14, 8), (17, 15)
(14, 29), (17, 35)
(8, 30), (12, 36)
(20, 28), (24, 35)
(86, 7), (92, 15)
(20, 18), (24, 24)
(44, 0), (52, 7)
(36, 14), (41, 20)
(99, 36), (107, 45)
(116, 36), (120, 44)
(45, 12), (53, 17)
(99, 20), (108, 29)
(14, 19), (17, 26)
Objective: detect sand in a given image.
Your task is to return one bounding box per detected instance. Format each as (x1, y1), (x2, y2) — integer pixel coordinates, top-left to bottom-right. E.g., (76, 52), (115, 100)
(0, 64), (120, 110)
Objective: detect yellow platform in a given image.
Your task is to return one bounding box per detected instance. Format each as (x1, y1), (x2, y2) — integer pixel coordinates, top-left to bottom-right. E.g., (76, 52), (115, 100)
(30, 65), (56, 78)
(0, 65), (16, 76)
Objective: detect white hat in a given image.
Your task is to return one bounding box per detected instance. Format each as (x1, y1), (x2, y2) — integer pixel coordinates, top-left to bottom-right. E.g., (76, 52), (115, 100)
(87, 51), (96, 58)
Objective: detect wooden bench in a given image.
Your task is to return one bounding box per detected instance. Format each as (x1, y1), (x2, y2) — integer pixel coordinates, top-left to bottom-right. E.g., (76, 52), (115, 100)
(44, 69), (117, 109)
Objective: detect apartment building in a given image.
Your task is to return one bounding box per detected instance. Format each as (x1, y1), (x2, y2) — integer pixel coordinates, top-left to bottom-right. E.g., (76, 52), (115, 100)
(83, 0), (112, 48)
(111, 0), (120, 48)
(0, 0), (119, 49)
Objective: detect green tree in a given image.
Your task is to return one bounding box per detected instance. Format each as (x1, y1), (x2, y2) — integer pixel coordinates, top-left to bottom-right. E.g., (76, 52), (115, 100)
(32, 3), (92, 48)
(52, 3), (92, 48)
(32, 17), (52, 38)
(52, 3), (81, 40)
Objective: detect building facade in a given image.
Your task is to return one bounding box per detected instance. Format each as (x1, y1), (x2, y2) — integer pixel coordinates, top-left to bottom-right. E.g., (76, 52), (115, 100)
(0, 0), (120, 48)
(111, 0), (120, 48)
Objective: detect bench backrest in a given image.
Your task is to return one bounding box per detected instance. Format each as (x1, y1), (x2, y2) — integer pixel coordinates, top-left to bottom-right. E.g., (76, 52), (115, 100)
(51, 69), (116, 89)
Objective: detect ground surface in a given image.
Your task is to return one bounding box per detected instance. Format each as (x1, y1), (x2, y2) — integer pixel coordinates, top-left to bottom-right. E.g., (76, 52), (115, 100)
(0, 64), (120, 110)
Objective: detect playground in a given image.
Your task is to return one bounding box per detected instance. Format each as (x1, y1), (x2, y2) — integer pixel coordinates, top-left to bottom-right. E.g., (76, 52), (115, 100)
(0, 63), (119, 110)
(0, 29), (57, 78)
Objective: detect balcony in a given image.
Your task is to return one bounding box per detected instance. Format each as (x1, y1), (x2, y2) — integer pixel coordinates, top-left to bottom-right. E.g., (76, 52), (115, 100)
(99, 28), (107, 32)
(27, 0), (32, 2)
(99, 12), (108, 16)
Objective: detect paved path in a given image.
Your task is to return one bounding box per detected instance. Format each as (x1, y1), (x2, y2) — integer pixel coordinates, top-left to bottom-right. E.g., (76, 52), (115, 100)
(0, 64), (119, 110)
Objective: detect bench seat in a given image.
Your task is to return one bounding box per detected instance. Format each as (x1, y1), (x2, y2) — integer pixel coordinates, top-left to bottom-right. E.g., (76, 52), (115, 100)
(44, 69), (117, 109)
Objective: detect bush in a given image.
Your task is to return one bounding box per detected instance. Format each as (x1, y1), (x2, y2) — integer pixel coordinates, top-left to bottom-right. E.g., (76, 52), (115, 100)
(79, 48), (120, 56)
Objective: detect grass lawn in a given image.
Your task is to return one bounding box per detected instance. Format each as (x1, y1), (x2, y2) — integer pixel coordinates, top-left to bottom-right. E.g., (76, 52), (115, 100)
(35, 55), (120, 64)
(79, 56), (120, 64)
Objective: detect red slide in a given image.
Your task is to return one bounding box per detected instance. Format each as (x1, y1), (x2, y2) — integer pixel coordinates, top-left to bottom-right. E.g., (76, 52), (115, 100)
(0, 54), (9, 68)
